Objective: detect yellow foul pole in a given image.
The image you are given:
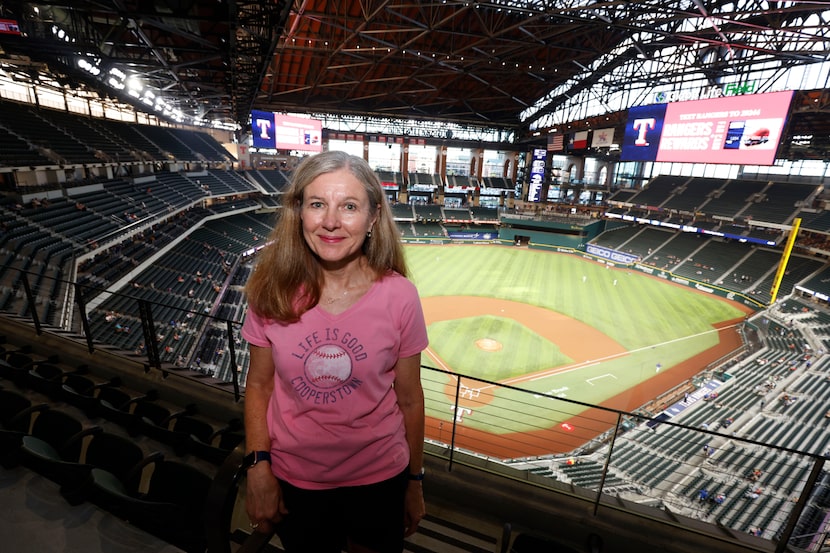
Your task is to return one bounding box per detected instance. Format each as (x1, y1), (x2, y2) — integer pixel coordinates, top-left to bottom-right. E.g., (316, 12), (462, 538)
(769, 217), (801, 305)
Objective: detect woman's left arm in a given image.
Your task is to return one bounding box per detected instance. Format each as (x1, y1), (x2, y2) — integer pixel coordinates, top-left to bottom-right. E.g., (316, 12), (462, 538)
(394, 352), (425, 537)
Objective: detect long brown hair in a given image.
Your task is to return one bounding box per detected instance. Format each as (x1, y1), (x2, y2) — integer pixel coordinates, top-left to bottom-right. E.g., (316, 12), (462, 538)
(245, 151), (407, 322)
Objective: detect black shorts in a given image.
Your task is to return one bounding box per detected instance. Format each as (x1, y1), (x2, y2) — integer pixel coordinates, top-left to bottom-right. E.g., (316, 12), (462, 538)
(275, 469), (408, 553)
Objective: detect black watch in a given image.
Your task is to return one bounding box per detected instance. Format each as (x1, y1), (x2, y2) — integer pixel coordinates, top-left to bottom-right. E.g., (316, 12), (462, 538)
(408, 467), (425, 481)
(241, 450), (271, 471)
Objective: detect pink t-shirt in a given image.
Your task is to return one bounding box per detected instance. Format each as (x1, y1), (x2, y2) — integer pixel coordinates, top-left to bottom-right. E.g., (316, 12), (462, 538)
(241, 272), (428, 489)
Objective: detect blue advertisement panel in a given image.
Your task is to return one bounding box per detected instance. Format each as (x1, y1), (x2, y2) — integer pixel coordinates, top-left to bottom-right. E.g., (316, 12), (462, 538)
(527, 148), (547, 202)
(251, 110), (276, 149)
(620, 103), (667, 162)
(585, 244), (640, 264)
(447, 231), (499, 241)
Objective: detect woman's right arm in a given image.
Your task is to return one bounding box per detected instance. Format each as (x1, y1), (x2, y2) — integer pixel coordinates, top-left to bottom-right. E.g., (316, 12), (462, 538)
(244, 344), (287, 532)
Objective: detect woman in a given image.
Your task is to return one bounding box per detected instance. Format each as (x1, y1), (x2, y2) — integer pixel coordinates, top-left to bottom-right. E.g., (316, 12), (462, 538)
(242, 150), (428, 553)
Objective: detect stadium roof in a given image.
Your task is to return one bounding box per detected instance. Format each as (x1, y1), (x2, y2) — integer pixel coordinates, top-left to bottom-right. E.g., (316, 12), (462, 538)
(0, 1), (827, 150)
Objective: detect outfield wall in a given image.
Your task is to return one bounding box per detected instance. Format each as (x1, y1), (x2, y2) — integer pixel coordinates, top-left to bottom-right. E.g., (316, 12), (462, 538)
(528, 242), (766, 310)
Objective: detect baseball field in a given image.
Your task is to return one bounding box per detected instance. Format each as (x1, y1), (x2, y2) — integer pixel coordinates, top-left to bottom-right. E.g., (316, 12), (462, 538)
(405, 244), (753, 459)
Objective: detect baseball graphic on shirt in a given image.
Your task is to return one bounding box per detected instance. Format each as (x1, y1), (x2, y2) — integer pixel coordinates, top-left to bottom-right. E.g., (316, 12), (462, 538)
(305, 344), (352, 388)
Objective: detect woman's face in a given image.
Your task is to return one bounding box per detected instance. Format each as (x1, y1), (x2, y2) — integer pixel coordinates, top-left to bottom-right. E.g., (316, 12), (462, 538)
(300, 168), (378, 269)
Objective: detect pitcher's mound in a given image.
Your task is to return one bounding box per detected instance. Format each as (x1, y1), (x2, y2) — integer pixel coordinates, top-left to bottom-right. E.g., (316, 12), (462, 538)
(476, 338), (503, 352)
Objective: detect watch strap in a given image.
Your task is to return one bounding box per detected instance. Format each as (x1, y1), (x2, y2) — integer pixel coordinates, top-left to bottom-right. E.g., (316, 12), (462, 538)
(242, 450), (271, 470)
(408, 467), (425, 481)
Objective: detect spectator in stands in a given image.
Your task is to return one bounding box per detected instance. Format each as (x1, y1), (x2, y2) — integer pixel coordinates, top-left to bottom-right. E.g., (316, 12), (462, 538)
(242, 150), (429, 552)
(744, 487), (763, 499)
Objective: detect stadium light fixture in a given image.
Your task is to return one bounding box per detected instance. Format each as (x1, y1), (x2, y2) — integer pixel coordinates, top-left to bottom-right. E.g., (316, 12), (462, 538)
(108, 67), (126, 81)
(126, 77), (142, 92)
(77, 58), (102, 76)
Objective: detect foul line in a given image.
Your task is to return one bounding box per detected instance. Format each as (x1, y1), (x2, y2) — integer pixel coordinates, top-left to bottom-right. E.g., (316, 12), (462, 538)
(450, 322), (744, 393)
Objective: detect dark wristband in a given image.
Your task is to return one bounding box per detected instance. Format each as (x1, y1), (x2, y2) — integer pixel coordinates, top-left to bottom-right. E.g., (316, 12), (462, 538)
(241, 450), (271, 471)
(408, 467), (425, 481)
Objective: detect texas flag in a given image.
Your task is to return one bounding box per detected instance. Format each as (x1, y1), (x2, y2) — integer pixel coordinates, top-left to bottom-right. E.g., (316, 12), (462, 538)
(570, 131), (589, 149)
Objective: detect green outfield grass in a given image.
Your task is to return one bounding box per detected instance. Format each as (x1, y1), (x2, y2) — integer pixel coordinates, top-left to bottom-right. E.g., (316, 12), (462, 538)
(406, 244), (746, 433)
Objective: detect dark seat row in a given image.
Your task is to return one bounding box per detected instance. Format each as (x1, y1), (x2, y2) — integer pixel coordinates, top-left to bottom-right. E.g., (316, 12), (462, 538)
(0, 339), (245, 551)
(0, 343), (242, 465)
(0, 393), (210, 552)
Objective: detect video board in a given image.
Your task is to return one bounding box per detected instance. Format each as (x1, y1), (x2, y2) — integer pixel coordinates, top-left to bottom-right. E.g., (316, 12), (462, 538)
(620, 91), (794, 165)
(251, 110), (322, 152)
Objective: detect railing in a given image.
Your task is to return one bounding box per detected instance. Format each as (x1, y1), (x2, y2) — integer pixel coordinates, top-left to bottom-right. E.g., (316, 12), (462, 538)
(4, 268), (830, 552)
(5, 269), (247, 400)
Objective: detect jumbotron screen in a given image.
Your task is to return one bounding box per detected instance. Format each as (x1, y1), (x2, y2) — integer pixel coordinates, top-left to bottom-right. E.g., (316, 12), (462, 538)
(251, 110), (322, 152)
(620, 90), (794, 166)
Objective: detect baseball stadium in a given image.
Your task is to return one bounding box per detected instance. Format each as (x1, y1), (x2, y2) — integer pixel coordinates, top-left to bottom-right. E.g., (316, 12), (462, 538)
(409, 243), (752, 458)
(2, 2), (830, 553)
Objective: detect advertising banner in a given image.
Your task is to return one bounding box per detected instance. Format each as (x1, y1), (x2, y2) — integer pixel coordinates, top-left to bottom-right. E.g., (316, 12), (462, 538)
(621, 90), (794, 165)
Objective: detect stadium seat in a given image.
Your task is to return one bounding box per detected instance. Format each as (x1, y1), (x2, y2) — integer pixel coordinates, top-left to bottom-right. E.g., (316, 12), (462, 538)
(0, 352), (33, 383)
(60, 431), (161, 505)
(132, 400), (197, 454)
(96, 386), (158, 432)
(25, 362), (66, 396)
(60, 374), (99, 415)
(7, 407), (101, 485)
(60, 372), (121, 415)
(0, 387), (41, 468)
(0, 387), (42, 428)
(78, 457), (212, 553)
(172, 415), (243, 464)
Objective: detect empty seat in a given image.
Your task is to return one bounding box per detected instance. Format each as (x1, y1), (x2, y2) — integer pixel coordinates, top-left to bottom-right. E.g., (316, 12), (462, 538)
(133, 400), (195, 453)
(0, 352), (33, 383)
(0, 387), (44, 467)
(60, 374), (98, 414)
(0, 387), (40, 428)
(25, 362), (66, 396)
(60, 373), (121, 416)
(7, 407), (101, 485)
(96, 387), (157, 432)
(61, 431), (161, 504)
(80, 457), (212, 552)
(172, 415), (243, 464)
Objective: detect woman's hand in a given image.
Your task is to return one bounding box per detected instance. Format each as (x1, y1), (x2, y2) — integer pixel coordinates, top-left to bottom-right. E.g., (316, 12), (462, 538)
(403, 480), (425, 537)
(245, 462), (288, 533)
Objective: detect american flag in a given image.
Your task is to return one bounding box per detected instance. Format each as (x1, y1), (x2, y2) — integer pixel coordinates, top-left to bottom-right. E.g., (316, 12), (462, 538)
(547, 134), (564, 151)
